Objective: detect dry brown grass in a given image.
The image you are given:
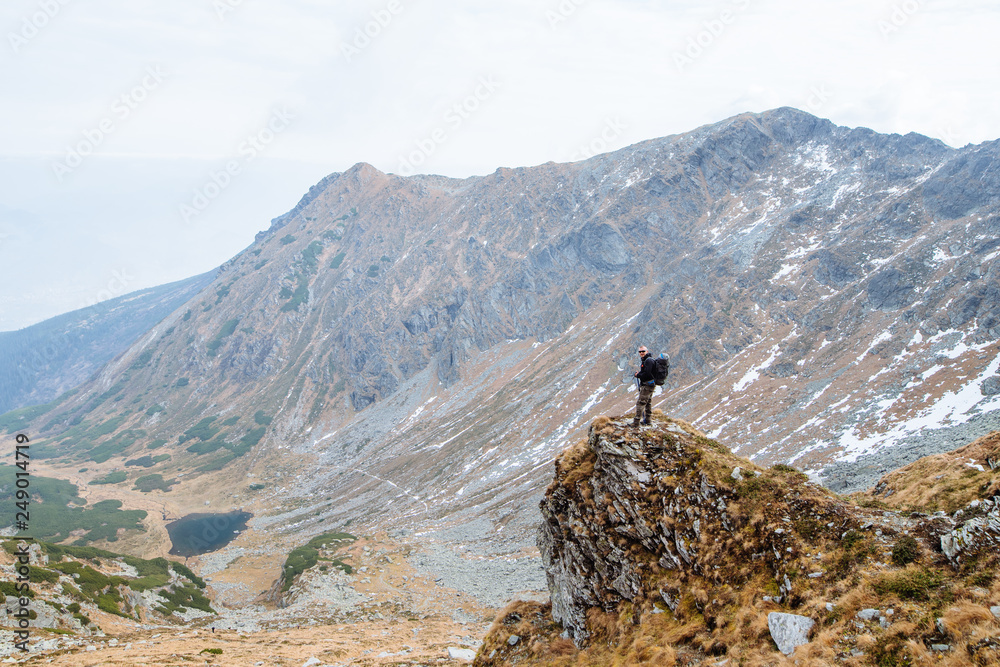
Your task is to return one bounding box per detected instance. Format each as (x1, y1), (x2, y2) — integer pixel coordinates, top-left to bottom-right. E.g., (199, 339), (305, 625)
(488, 420), (1000, 667)
(858, 430), (1000, 512)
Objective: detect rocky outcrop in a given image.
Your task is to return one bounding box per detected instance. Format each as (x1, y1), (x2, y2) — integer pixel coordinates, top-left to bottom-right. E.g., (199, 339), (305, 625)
(537, 416), (855, 646)
(478, 417), (1000, 665)
(938, 497), (1000, 566)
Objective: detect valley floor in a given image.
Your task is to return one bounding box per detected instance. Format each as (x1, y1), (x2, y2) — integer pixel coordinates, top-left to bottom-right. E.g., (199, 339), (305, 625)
(5, 618), (489, 666)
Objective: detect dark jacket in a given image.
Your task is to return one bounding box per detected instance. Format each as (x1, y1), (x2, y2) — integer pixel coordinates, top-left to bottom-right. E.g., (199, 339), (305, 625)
(636, 354), (656, 385)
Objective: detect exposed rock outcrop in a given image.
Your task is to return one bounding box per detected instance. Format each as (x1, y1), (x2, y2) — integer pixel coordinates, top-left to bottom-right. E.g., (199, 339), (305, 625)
(477, 417), (1000, 666)
(537, 416), (854, 646)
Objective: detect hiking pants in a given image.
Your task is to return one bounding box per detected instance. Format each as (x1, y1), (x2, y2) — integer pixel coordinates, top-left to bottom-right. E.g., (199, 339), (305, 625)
(634, 383), (655, 423)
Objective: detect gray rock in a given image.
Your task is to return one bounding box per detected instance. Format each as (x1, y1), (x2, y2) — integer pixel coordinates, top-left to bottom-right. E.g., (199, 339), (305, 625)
(447, 647), (477, 661)
(982, 376), (1000, 396)
(507, 635), (520, 646)
(867, 268), (913, 310)
(991, 606), (1000, 618)
(768, 612), (815, 656)
(856, 608), (881, 621)
(931, 644), (951, 652)
(940, 501), (1000, 565)
(731, 467), (743, 481)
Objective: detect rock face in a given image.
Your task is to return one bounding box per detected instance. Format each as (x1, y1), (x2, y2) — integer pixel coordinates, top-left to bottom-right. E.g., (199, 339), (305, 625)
(537, 416), (855, 646)
(939, 497), (1000, 566)
(478, 417), (1000, 665)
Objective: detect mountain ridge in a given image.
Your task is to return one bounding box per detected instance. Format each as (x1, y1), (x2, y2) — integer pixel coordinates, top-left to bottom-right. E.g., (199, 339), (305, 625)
(6, 107), (999, 584)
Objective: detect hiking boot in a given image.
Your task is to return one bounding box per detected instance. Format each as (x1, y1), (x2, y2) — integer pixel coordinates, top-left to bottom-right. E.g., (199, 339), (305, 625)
(631, 419), (641, 428)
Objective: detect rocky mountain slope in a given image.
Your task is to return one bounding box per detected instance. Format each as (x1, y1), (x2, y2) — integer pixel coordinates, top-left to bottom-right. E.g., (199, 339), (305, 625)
(0, 272), (214, 415)
(476, 415), (1000, 665)
(8, 107), (1000, 581)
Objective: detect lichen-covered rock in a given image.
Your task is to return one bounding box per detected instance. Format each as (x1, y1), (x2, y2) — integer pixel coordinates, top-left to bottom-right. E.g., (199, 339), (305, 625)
(768, 612), (815, 655)
(537, 416), (854, 644)
(939, 497), (1000, 565)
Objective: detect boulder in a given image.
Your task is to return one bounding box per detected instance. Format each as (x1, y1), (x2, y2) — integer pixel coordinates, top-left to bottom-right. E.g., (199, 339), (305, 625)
(768, 612), (815, 656)
(448, 647), (477, 661)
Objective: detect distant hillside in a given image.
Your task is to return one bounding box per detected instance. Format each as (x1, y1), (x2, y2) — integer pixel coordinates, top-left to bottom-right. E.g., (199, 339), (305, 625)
(0, 272), (214, 414)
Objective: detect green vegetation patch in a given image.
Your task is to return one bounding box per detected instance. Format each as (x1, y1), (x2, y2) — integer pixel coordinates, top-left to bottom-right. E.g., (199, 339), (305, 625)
(88, 429), (145, 463)
(253, 410), (272, 426)
(89, 471), (128, 485)
(3, 539), (210, 619)
(302, 240), (324, 275)
(329, 251), (347, 269)
(872, 567), (946, 601)
(891, 535), (921, 566)
(158, 583), (215, 615)
(134, 474), (175, 493)
(179, 416), (220, 443)
(126, 455), (157, 468)
(130, 349), (155, 370)
(280, 274), (310, 312)
(206, 319), (239, 357)
(88, 415), (128, 439)
(186, 438), (226, 455)
(0, 397), (66, 434)
(279, 532), (357, 592)
(280, 234), (296, 245)
(0, 470), (147, 544)
(0, 581), (34, 598)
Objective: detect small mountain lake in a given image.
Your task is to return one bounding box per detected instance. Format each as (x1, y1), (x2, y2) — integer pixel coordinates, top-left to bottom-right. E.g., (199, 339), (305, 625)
(165, 511), (252, 557)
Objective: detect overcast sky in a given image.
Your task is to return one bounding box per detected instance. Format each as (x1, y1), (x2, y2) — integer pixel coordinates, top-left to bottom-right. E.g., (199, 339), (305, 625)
(1, 0), (998, 331)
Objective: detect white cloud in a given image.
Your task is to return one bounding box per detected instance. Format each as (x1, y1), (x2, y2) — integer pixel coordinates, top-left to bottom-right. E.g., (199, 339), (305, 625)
(1, 0), (999, 328)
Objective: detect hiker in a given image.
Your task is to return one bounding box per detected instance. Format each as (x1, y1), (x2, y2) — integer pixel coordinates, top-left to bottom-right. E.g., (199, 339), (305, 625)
(633, 346), (656, 426)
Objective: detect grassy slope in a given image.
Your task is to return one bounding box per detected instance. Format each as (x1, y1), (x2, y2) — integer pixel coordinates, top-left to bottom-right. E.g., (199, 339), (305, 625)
(475, 415), (1000, 667)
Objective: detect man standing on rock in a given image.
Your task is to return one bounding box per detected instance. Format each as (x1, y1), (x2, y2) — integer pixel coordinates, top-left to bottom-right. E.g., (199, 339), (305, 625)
(633, 346), (656, 427)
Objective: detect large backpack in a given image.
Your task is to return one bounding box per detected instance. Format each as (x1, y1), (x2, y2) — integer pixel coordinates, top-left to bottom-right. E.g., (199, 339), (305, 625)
(652, 353), (670, 385)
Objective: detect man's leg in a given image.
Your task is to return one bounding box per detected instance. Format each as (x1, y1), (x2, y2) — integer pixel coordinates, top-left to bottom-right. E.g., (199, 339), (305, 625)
(633, 385), (653, 426)
(632, 389), (645, 426)
(641, 385), (654, 424)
